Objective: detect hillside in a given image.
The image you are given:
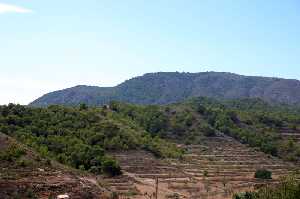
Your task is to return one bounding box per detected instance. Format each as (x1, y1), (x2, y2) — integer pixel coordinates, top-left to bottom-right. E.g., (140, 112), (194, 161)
(109, 136), (298, 199)
(0, 104), (183, 198)
(1, 98), (300, 198)
(30, 72), (300, 106)
(0, 104), (183, 174)
(109, 98), (300, 163)
(0, 132), (110, 199)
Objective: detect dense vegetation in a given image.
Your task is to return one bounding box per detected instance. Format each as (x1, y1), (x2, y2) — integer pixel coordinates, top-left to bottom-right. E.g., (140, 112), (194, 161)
(31, 72), (300, 107)
(108, 97), (300, 162)
(109, 100), (217, 143)
(188, 97), (300, 162)
(1, 96), (300, 176)
(254, 169), (272, 179)
(0, 104), (182, 176)
(0, 142), (26, 162)
(233, 176), (300, 199)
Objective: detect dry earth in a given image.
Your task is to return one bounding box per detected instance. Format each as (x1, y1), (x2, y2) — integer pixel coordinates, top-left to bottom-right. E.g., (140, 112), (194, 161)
(108, 135), (299, 199)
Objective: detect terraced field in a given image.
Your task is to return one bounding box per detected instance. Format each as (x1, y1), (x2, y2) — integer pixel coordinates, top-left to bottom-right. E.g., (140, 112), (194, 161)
(107, 135), (299, 199)
(279, 127), (300, 143)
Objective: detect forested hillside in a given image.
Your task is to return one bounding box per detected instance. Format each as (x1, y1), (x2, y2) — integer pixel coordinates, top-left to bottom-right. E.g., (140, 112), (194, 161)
(2, 97), (300, 177)
(30, 72), (300, 106)
(0, 132), (110, 199)
(0, 104), (183, 177)
(109, 97), (300, 162)
(2, 98), (300, 198)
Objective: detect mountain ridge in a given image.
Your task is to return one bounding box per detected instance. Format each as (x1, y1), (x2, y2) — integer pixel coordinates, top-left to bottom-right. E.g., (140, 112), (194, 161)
(30, 72), (300, 106)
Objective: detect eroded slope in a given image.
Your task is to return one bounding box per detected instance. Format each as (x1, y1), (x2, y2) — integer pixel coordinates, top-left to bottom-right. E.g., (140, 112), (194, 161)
(0, 133), (109, 199)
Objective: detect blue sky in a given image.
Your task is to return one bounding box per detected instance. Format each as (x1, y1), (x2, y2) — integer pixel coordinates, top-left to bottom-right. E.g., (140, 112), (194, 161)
(0, 0), (299, 104)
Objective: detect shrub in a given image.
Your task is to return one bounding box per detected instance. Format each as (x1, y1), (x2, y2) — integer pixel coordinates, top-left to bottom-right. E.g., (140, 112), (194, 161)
(201, 124), (216, 137)
(203, 170), (209, 177)
(111, 192), (119, 199)
(0, 144), (26, 161)
(102, 158), (122, 177)
(254, 169), (272, 179)
(44, 158), (52, 166)
(79, 165), (85, 171)
(25, 188), (37, 199)
(89, 166), (102, 174)
(234, 176), (300, 199)
(17, 159), (31, 167)
(79, 103), (88, 110)
(233, 192), (256, 199)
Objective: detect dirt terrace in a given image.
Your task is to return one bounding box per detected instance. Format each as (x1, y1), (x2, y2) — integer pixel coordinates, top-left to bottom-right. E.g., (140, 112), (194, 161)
(279, 127), (300, 143)
(108, 135), (298, 199)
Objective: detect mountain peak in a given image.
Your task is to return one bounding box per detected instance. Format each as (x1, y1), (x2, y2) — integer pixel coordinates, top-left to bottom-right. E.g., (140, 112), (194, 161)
(30, 72), (300, 106)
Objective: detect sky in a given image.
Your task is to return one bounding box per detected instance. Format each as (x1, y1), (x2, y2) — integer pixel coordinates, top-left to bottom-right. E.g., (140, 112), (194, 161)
(0, 0), (300, 105)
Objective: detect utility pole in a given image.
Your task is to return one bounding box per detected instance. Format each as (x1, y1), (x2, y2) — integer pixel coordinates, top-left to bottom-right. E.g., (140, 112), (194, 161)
(155, 177), (159, 199)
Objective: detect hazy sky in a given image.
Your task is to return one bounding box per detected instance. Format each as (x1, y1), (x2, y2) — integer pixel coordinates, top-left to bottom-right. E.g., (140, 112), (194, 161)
(0, 0), (300, 105)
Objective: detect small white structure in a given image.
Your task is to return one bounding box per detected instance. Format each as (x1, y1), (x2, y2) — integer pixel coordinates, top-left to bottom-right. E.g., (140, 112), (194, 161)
(57, 194), (69, 199)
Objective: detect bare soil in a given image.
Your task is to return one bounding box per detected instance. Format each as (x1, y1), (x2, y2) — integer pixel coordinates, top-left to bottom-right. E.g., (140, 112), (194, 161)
(108, 135), (299, 199)
(0, 133), (109, 199)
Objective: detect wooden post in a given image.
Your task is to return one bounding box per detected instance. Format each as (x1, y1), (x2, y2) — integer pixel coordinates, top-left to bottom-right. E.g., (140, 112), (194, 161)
(155, 177), (159, 199)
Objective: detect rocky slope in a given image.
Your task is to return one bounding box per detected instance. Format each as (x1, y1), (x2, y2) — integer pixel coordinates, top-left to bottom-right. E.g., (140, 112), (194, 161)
(30, 72), (300, 106)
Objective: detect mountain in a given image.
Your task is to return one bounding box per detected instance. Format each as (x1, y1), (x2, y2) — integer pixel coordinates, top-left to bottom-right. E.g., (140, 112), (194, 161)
(30, 72), (300, 106)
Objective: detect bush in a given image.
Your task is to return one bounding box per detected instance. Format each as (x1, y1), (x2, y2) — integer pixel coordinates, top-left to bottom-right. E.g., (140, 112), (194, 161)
(201, 124), (216, 137)
(254, 169), (272, 179)
(102, 158), (122, 177)
(17, 159), (31, 167)
(24, 188), (37, 199)
(79, 165), (85, 171)
(234, 176), (300, 199)
(233, 192), (256, 199)
(203, 170), (209, 177)
(111, 192), (119, 199)
(0, 144), (26, 161)
(79, 103), (88, 110)
(89, 166), (102, 174)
